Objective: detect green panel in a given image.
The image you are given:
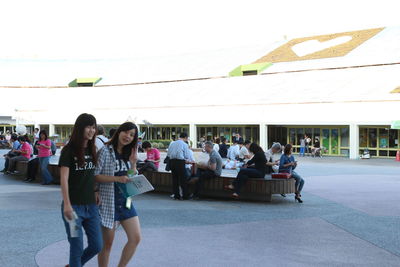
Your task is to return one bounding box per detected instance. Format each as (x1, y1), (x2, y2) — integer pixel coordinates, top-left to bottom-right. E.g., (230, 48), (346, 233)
(229, 66), (243, 77)
(229, 62), (272, 77)
(391, 120), (400, 129)
(68, 77), (102, 87)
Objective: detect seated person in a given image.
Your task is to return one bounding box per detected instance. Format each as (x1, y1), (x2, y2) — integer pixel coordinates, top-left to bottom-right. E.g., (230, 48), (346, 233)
(265, 142), (282, 174)
(218, 137), (229, 158)
(6, 136), (32, 174)
(0, 135), (9, 148)
(193, 141), (222, 199)
(1, 135), (21, 172)
(311, 138), (321, 157)
(138, 141), (160, 173)
(185, 142), (196, 180)
(279, 144), (305, 203)
(227, 140), (240, 160)
(225, 143), (267, 199)
(238, 140), (252, 162)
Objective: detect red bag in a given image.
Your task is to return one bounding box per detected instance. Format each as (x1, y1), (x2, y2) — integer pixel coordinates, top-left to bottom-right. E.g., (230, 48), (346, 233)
(271, 173), (291, 179)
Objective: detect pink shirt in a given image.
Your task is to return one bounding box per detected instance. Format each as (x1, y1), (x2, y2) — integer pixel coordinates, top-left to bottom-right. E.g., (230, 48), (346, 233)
(38, 139), (52, 157)
(21, 142), (32, 159)
(146, 148), (160, 168)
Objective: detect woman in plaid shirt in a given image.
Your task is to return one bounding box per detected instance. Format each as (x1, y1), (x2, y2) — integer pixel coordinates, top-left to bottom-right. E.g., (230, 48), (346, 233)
(95, 122), (141, 267)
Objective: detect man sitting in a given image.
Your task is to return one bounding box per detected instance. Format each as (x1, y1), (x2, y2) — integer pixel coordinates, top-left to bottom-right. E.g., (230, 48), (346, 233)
(193, 141), (223, 199)
(1, 135), (21, 172)
(227, 140), (240, 161)
(6, 136), (32, 174)
(265, 142), (282, 174)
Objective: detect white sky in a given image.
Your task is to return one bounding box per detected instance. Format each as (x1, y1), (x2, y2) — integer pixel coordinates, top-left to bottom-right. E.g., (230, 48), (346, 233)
(0, 0), (398, 60)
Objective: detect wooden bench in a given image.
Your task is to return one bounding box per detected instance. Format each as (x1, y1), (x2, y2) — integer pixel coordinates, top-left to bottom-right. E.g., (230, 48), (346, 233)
(143, 171), (295, 202)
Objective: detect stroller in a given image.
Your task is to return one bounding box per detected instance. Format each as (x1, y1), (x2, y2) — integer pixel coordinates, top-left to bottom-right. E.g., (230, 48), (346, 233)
(312, 147), (323, 158)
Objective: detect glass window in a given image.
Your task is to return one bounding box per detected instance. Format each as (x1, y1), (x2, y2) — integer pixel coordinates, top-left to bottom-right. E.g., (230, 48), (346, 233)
(389, 129), (399, 148)
(331, 129), (339, 154)
(322, 129), (330, 151)
(368, 128), (377, 148)
(296, 128), (304, 146)
(289, 128), (296, 145)
(359, 128), (368, 147)
(313, 128), (320, 145)
(340, 127), (349, 147)
(378, 128), (389, 148)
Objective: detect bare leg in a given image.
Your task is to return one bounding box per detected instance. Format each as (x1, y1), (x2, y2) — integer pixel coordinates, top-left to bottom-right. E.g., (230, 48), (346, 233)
(117, 216), (141, 267)
(98, 226), (116, 267)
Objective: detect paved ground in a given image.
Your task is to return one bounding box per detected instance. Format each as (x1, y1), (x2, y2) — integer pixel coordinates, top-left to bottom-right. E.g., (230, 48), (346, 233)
(0, 149), (400, 266)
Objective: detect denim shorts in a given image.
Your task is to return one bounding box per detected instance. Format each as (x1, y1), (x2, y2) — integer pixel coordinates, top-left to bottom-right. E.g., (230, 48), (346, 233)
(114, 184), (138, 222)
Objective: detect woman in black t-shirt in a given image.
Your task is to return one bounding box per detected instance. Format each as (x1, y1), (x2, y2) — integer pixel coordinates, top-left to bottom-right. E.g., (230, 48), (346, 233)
(225, 143), (267, 198)
(59, 113), (102, 267)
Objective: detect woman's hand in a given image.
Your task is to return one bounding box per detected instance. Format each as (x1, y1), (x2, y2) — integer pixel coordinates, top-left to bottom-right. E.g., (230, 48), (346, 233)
(116, 176), (130, 184)
(129, 147), (138, 164)
(95, 192), (101, 206)
(63, 202), (74, 221)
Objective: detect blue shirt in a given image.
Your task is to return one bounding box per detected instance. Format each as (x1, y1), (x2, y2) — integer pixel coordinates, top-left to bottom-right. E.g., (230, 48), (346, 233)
(12, 140), (21, 150)
(279, 154), (296, 173)
(167, 139), (190, 160)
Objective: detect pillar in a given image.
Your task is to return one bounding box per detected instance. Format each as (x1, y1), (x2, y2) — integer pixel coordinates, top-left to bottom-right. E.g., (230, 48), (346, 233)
(49, 124), (55, 137)
(189, 124), (197, 148)
(349, 124), (359, 160)
(259, 124), (268, 151)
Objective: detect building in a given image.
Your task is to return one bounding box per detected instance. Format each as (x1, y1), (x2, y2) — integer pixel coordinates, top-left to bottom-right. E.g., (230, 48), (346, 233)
(1, 27), (399, 159)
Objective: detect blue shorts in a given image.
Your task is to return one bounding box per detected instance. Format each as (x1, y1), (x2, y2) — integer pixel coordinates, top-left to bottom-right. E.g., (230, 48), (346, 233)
(114, 184), (138, 222)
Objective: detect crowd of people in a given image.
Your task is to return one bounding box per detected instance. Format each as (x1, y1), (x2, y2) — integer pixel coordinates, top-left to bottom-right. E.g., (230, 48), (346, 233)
(165, 132), (306, 203)
(0, 130), (58, 184)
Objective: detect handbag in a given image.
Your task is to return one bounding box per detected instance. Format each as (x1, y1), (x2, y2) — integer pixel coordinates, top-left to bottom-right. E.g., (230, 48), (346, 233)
(271, 173), (291, 179)
(164, 156), (171, 171)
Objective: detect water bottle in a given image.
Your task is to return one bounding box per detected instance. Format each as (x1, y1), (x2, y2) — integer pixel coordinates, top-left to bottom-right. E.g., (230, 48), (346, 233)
(66, 211), (79, 238)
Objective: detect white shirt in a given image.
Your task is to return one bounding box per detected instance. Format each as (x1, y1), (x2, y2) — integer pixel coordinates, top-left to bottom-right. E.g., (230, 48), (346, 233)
(95, 135), (109, 152)
(213, 143), (219, 152)
(239, 146), (250, 159)
(227, 144), (240, 160)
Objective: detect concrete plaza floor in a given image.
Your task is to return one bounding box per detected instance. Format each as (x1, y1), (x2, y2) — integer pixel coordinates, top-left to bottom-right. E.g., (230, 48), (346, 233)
(0, 150), (400, 267)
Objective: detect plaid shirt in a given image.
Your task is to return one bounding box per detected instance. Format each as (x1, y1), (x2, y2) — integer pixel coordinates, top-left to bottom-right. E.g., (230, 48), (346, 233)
(95, 145), (118, 229)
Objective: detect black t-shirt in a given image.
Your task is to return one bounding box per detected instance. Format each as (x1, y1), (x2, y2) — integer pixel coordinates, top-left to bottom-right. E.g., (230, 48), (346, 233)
(59, 146), (96, 205)
(246, 152), (267, 175)
(219, 143), (228, 158)
(314, 141), (320, 148)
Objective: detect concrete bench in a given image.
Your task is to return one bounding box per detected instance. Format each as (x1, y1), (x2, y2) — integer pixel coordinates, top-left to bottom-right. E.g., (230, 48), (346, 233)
(143, 170), (296, 202)
(15, 160), (61, 184)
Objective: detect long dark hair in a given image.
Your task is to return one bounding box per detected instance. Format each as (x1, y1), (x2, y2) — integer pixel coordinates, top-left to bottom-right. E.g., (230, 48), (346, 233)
(39, 130), (48, 140)
(107, 122), (138, 161)
(249, 143), (264, 154)
(63, 113), (97, 167)
(284, 144), (293, 155)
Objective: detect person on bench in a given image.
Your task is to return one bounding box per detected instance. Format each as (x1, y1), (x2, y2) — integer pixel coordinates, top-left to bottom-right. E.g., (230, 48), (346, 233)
(193, 141), (223, 199)
(138, 141), (160, 174)
(225, 143), (267, 199)
(265, 142), (282, 174)
(279, 144), (305, 203)
(6, 136), (32, 174)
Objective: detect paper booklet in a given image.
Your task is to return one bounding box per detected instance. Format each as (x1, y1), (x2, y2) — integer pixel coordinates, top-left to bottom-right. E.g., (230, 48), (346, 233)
(117, 174), (154, 198)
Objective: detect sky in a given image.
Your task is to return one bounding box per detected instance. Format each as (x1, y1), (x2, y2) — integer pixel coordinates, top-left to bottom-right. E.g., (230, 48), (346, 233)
(0, 0), (398, 60)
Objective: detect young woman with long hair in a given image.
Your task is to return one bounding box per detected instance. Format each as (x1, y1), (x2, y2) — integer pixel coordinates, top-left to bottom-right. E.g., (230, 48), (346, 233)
(225, 143), (267, 199)
(59, 113), (102, 267)
(36, 129), (54, 185)
(95, 122), (141, 267)
(279, 144), (305, 203)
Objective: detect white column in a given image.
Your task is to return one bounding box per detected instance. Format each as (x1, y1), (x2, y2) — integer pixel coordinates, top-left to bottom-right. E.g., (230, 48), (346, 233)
(49, 124), (55, 137)
(34, 123), (40, 130)
(189, 124), (197, 148)
(349, 124), (359, 160)
(259, 124), (268, 151)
